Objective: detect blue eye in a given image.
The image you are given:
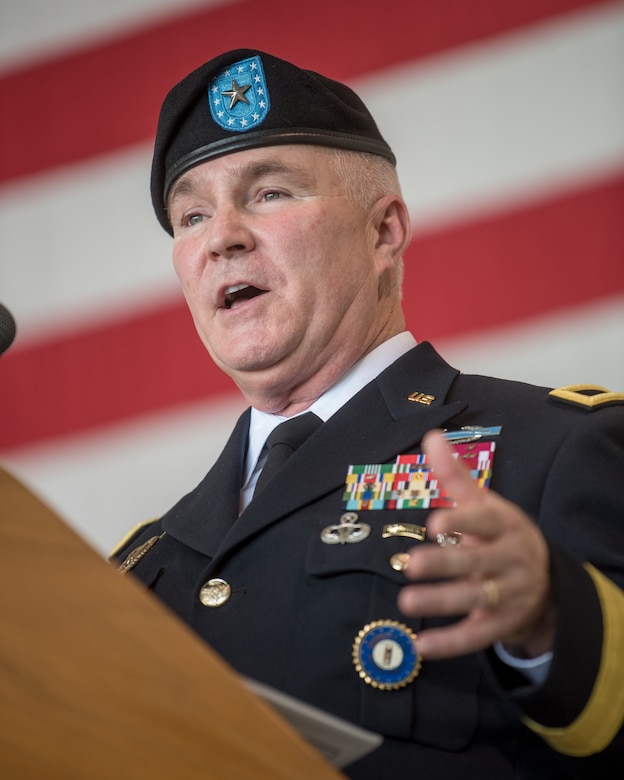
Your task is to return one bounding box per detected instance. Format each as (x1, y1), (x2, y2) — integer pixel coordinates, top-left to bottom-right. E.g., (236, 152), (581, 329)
(262, 191), (281, 201)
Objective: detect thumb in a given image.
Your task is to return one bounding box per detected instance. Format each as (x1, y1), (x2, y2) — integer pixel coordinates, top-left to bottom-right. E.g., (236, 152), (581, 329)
(423, 429), (484, 507)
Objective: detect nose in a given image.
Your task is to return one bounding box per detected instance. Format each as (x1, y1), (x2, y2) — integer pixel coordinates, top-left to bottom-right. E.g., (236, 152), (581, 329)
(208, 205), (254, 260)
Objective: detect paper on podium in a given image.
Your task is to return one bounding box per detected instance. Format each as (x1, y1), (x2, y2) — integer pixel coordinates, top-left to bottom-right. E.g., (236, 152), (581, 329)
(245, 677), (383, 768)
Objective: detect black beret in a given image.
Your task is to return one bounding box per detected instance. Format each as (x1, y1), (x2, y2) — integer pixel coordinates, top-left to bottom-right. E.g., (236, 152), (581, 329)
(150, 48), (396, 234)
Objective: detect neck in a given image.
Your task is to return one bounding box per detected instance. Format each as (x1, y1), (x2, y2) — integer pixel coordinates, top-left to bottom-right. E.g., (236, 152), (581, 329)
(237, 317), (405, 416)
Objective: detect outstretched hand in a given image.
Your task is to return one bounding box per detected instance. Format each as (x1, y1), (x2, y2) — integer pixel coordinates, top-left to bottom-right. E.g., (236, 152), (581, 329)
(397, 430), (557, 660)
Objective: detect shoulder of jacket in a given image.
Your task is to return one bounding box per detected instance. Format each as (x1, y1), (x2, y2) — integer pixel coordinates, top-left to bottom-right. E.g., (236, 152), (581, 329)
(548, 384), (624, 412)
(108, 518), (160, 562)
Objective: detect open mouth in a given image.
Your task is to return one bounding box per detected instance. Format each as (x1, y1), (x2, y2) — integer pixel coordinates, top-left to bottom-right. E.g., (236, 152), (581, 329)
(223, 283), (267, 309)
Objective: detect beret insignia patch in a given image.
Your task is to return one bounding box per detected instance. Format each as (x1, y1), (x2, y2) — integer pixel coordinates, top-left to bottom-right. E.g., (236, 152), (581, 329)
(208, 55), (270, 132)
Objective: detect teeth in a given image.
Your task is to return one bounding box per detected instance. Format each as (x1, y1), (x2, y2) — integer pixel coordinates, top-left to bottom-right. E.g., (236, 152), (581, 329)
(224, 282), (254, 310)
(225, 283), (250, 297)
(223, 282), (266, 309)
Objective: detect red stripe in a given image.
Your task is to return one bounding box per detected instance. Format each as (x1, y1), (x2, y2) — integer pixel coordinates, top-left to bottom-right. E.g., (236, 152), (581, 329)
(408, 174), (624, 342)
(1, 173), (622, 451)
(0, 0), (616, 184)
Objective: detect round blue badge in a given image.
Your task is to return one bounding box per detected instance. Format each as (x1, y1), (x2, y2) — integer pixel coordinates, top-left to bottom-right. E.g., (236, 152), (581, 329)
(353, 620), (421, 690)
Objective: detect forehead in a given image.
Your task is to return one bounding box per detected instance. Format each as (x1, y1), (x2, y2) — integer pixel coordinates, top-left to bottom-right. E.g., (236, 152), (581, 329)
(168, 145), (340, 201)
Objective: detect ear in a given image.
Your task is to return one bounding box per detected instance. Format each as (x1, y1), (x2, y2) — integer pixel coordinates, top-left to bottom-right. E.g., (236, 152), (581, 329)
(370, 194), (412, 272)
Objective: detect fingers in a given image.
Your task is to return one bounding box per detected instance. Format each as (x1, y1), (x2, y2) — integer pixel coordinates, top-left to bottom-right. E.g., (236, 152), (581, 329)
(422, 429), (486, 508)
(421, 429), (500, 541)
(402, 536), (494, 582)
(396, 429), (556, 659)
(397, 575), (501, 619)
(410, 614), (502, 659)
(398, 572), (512, 659)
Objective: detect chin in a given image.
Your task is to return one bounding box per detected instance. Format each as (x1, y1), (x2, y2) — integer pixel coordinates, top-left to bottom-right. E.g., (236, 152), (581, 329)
(213, 349), (283, 377)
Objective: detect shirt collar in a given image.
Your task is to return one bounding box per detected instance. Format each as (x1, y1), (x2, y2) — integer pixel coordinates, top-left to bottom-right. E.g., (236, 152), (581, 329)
(244, 332), (417, 486)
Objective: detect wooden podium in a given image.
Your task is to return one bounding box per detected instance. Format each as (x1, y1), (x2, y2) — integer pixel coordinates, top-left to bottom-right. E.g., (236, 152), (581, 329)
(0, 468), (343, 779)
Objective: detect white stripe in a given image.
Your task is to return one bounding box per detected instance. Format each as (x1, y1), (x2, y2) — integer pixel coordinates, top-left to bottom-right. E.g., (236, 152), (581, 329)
(439, 293), (624, 389)
(359, 3), (624, 229)
(0, 0), (237, 69)
(0, 148), (176, 341)
(2, 395), (247, 555)
(1, 3), (622, 339)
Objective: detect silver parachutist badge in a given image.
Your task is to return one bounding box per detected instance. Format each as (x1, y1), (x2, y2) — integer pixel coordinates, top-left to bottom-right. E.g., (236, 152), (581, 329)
(320, 512), (371, 545)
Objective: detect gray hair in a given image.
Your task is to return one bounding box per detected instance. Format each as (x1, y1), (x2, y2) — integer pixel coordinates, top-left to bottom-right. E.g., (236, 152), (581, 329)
(326, 148), (402, 212)
(327, 148), (406, 294)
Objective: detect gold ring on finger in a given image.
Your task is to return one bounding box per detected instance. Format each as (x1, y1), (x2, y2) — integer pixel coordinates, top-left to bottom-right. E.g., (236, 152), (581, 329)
(481, 578), (499, 609)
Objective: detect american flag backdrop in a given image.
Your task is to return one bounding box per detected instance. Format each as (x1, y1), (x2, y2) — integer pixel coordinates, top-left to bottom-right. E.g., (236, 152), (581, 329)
(1, 0), (623, 556)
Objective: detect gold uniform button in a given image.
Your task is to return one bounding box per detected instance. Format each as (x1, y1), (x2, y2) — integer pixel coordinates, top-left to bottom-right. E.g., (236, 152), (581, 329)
(389, 552), (410, 572)
(199, 578), (232, 607)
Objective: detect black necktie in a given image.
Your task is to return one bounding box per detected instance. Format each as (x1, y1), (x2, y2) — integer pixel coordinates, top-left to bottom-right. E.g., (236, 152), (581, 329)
(253, 412), (322, 497)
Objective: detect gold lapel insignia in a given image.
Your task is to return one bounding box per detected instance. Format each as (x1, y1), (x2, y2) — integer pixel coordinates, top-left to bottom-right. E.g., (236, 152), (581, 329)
(407, 391), (435, 405)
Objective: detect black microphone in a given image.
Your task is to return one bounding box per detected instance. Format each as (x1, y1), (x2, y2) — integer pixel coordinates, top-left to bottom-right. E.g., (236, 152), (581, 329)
(0, 303), (17, 356)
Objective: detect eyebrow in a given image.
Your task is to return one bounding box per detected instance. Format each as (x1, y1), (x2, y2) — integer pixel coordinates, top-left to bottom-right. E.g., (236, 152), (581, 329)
(167, 156), (316, 208)
(168, 176), (197, 205)
(240, 159), (315, 187)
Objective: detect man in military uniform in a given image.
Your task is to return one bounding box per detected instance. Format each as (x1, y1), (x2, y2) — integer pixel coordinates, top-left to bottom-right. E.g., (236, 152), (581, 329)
(112, 49), (624, 778)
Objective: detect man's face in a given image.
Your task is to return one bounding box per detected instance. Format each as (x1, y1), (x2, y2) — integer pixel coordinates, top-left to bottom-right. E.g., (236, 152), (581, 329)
(167, 145), (401, 411)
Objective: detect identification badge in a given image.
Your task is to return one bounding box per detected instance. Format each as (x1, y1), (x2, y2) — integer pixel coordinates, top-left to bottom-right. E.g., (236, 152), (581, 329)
(352, 620), (421, 690)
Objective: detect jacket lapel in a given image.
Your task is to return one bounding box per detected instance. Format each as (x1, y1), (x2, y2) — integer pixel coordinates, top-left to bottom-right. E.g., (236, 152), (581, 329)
(214, 342), (467, 558)
(161, 408), (249, 556)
